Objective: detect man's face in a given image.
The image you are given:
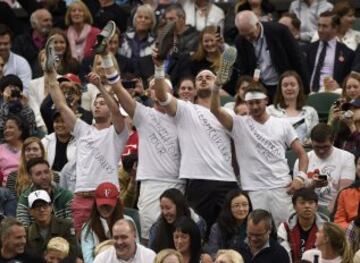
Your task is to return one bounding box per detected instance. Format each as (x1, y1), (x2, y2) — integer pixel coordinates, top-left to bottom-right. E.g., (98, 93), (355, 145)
(247, 219), (270, 251)
(60, 82), (81, 107)
(164, 10), (183, 33)
(294, 197), (317, 221)
(318, 16), (337, 42)
(30, 200), (52, 225)
(35, 10), (53, 35)
(93, 96), (111, 121)
(239, 22), (260, 42)
(30, 163), (52, 190)
(53, 115), (71, 138)
(113, 223), (136, 260)
(246, 98), (268, 119)
(312, 139), (333, 159)
(0, 34), (11, 59)
(2, 225), (26, 256)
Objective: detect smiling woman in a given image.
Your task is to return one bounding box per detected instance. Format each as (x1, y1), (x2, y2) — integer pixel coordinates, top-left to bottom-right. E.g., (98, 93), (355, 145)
(0, 115), (29, 187)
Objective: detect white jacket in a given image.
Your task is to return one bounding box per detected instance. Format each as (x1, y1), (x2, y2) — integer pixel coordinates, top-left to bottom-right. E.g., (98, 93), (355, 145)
(41, 133), (76, 169)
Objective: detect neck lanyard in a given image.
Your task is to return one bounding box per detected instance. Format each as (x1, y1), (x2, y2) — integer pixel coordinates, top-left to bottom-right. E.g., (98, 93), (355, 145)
(255, 34), (265, 67)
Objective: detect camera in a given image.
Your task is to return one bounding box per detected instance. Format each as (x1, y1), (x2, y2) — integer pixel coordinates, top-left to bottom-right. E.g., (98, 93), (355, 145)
(333, 100), (341, 108)
(343, 110), (354, 119)
(318, 174), (327, 180)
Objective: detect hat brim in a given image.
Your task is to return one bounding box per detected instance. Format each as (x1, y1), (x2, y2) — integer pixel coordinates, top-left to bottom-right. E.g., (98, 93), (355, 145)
(96, 198), (117, 208)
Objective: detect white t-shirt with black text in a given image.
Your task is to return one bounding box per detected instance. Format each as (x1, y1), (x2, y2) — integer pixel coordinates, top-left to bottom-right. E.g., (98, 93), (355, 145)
(231, 115), (297, 190)
(174, 100), (235, 182)
(133, 102), (183, 183)
(293, 147), (355, 208)
(73, 119), (128, 192)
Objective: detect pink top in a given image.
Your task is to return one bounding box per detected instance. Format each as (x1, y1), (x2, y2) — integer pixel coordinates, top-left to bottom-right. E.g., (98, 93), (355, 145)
(0, 144), (21, 186)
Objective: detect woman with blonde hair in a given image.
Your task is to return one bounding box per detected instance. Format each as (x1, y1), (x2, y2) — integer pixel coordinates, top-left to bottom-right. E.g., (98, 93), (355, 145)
(154, 249), (184, 263)
(190, 25), (222, 77)
(65, 0), (100, 62)
(6, 136), (45, 197)
(215, 249), (244, 263)
(302, 222), (353, 263)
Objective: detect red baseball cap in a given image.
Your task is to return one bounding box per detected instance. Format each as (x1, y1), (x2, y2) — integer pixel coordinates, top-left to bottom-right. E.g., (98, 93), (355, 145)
(95, 182), (119, 208)
(57, 73), (81, 85)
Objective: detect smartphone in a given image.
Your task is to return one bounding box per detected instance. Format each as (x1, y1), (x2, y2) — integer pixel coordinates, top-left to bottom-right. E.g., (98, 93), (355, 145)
(318, 174), (327, 180)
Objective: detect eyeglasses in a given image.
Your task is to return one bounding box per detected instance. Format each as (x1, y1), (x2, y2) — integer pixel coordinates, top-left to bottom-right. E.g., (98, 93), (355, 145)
(32, 202), (50, 210)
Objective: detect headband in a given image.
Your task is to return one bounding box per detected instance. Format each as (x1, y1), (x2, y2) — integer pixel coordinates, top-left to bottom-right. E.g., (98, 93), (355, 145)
(244, 91), (267, 101)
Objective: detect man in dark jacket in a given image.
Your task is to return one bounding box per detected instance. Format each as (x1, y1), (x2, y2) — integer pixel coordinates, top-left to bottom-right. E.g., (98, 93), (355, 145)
(240, 209), (290, 263)
(232, 11), (309, 100)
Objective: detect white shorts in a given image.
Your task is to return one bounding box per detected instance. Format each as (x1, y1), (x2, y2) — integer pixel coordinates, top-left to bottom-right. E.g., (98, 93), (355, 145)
(137, 180), (185, 239)
(248, 188), (294, 227)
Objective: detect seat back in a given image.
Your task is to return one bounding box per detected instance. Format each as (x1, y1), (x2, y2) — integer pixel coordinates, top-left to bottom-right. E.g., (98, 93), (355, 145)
(306, 92), (340, 122)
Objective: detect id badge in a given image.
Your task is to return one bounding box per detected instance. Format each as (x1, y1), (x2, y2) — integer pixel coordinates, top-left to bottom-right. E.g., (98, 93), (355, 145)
(253, 68), (261, 82)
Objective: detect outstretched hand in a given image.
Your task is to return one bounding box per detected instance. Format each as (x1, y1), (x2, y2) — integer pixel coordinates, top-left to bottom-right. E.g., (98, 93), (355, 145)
(286, 178), (304, 194)
(152, 47), (164, 67)
(87, 72), (102, 88)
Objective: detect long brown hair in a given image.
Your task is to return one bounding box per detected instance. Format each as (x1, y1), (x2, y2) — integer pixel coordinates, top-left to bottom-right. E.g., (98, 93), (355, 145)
(15, 137), (45, 197)
(274, 70), (306, 110)
(323, 222), (353, 263)
(192, 26), (221, 72)
(84, 200), (124, 242)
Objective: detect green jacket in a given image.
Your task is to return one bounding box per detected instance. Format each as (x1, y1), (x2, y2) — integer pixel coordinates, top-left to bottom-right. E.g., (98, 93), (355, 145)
(16, 183), (73, 227)
(27, 215), (79, 258)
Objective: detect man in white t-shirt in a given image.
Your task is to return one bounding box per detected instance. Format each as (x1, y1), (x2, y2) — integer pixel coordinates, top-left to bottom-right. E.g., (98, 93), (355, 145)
(94, 219), (156, 263)
(211, 82), (309, 226)
(152, 50), (238, 229)
(97, 50), (185, 242)
(293, 123), (355, 216)
(44, 40), (128, 234)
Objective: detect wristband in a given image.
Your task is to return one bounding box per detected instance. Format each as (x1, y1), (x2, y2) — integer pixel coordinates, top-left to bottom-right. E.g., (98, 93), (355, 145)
(154, 65), (165, 79)
(158, 93), (172, 106)
(101, 54), (114, 68)
(106, 72), (120, 85)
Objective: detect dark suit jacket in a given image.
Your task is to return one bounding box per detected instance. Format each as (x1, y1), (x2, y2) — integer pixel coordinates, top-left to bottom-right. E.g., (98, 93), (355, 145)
(233, 22), (309, 94)
(305, 40), (354, 89)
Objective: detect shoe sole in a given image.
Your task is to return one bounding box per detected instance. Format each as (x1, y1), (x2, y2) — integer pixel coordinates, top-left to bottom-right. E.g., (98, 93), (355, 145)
(94, 20), (116, 54)
(156, 21), (176, 60)
(216, 46), (237, 85)
(45, 35), (57, 72)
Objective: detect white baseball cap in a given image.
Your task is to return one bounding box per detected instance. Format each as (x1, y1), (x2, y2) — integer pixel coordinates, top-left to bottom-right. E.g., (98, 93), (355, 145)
(28, 190), (51, 208)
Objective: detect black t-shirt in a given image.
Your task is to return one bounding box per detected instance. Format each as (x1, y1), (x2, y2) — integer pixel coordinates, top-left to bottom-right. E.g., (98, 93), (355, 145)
(299, 225), (312, 255)
(0, 249), (45, 263)
(52, 138), (69, 172)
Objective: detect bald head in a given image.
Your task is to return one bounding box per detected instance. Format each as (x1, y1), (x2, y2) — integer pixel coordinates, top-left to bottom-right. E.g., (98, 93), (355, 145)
(30, 9), (52, 36)
(235, 11), (260, 42)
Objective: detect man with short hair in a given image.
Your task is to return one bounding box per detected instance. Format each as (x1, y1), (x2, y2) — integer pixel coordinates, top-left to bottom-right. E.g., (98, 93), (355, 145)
(294, 123), (355, 216)
(0, 24), (32, 94)
(278, 188), (328, 263)
(164, 4), (199, 55)
(12, 9), (53, 78)
(94, 219), (156, 263)
(0, 217), (45, 262)
(305, 11), (354, 92)
(241, 209), (290, 262)
(153, 51), (239, 230)
(211, 81), (309, 226)
(45, 36), (129, 234)
(16, 158), (73, 227)
(234, 11), (309, 100)
(97, 49), (184, 241)
(26, 190), (78, 259)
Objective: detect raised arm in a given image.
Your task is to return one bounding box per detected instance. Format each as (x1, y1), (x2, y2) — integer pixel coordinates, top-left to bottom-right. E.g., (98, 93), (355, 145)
(152, 48), (177, 117)
(44, 67), (77, 132)
(210, 85), (234, 131)
(99, 53), (136, 118)
(87, 71), (125, 134)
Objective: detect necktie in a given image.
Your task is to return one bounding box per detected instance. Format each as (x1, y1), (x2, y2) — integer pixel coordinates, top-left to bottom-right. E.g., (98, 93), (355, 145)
(312, 41), (328, 92)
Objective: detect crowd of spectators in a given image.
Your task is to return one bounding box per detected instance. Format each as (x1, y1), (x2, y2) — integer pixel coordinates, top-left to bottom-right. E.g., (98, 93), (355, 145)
(0, 0), (359, 262)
